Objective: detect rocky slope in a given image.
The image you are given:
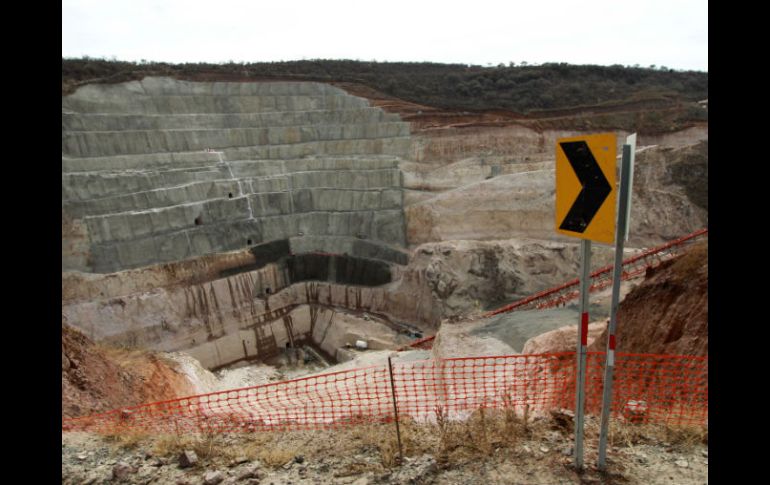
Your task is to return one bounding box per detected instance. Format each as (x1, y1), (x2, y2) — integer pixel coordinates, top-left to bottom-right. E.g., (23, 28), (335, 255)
(62, 324), (196, 419)
(403, 140), (708, 248)
(588, 240), (708, 356)
(403, 238), (621, 317)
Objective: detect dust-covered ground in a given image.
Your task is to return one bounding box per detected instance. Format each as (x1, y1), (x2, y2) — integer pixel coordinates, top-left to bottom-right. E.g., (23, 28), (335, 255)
(62, 412), (707, 484)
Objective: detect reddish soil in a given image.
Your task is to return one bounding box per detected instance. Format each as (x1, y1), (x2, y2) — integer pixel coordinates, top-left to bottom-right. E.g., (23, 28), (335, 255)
(332, 81), (699, 134)
(62, 324), (196, 419)
(589, 240), (708, 356)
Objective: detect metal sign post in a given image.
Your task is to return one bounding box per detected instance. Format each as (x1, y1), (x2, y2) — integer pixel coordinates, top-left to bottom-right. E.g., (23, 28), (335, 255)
(597, 141), (635, 470)
(554, 132), (616, 470)
(574, 238), (591, 470)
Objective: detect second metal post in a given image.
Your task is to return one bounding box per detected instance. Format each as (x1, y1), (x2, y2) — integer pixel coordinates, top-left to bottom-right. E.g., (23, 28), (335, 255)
(597, 144), (633, 469)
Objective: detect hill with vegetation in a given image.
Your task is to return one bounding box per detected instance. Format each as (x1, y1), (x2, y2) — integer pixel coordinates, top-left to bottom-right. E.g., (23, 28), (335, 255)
(62, 58), (707, 119)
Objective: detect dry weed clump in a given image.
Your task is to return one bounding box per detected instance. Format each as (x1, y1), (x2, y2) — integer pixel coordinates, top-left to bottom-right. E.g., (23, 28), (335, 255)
(607, 419), (707, 451)
(664, 424), (708, 449)
(353, 421), (404, 468)
(151, 434), (190, 457)
(257, 445), (297, 468)
(149, 432), (267, 465)
(103, 429), (151, 450)
(429, 403), (547, 466)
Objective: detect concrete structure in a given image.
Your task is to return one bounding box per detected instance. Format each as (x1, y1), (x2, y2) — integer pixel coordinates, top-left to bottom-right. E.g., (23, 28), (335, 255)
(62, 77), (411, 273)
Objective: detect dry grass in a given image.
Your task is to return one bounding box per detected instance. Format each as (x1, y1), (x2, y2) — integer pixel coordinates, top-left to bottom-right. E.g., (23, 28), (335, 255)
(103, 429), (151, 450)
(351, 422), (407, 468)
(257, 445), (297, 468)
(607, 419), (707, 451)
(428, 404), (544, 466)
(664, 424), (708, 449)
(149, 432), (270, 465)
(92, 407), (706, 472)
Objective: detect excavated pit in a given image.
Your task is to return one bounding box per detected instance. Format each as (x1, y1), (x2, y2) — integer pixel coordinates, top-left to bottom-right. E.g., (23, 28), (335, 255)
(62, 78), (423, 375)
(61, 77), (708, 395)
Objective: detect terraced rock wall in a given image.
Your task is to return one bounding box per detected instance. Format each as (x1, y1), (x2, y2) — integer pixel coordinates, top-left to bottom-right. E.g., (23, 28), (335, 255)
(62, 77), (410, 273)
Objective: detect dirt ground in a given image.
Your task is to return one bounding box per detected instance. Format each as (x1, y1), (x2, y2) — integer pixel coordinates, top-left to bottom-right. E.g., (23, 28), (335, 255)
(62, 325), (197, 419)
(62, 411), (707, 484)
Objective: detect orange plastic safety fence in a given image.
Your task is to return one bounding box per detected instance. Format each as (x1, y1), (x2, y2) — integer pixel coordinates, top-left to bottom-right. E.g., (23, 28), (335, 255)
(585, 352), (708, 428)
(62, 352), (707, 435)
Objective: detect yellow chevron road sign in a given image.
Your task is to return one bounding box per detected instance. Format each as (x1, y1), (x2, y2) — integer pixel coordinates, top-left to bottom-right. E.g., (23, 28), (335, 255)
(555, 133), (617, 244)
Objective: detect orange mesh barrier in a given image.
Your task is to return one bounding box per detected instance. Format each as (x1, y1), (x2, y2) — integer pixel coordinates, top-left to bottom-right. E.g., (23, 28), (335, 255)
(585, 352), (708, 427)
(63, 352), (707, 434)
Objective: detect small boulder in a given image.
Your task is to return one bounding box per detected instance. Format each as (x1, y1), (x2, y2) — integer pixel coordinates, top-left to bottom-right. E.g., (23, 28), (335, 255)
(237, 466), (264, 481)
(203, 470), (225, 485)
(112, 462), (137, 481)
(179, 450), (198, 468)
(228, 456), (250, 467)
(675, 459), (689, 468)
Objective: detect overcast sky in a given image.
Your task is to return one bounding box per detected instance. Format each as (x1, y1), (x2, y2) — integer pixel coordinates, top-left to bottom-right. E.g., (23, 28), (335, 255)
(62, 0), (708, 72)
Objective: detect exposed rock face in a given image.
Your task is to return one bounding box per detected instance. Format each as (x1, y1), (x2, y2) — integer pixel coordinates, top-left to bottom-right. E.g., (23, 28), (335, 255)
(406, 124), (707, 167)
(62, 77), (411, 273)
(405, 171), (555, 244)
(63, 232), (635, 369)
(670, 141), (708, 211)
(403, 239), (618, 317)
(62, 324), (196, 418)
(521, 321), (607, 355)
(627, 142), (708, 246)
(402, 137), (707, 248)
(588, 240), (708, 356)
(432, 320), (518, 359)
(62, 236), (409, 304)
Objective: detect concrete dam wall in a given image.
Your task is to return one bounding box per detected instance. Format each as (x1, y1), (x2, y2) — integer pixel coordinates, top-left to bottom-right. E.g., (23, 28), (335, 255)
(62, 77), (411, 273)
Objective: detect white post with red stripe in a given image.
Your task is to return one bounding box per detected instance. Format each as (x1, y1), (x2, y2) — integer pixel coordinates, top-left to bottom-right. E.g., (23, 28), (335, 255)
(597, 140), (635, 469)
(574, 238), (591, 470)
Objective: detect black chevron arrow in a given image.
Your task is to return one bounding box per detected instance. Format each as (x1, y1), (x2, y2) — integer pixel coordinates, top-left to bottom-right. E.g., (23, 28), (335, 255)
(559, 141), (612, 233)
